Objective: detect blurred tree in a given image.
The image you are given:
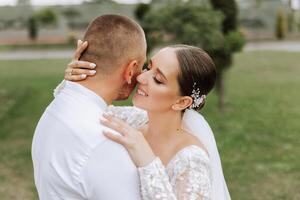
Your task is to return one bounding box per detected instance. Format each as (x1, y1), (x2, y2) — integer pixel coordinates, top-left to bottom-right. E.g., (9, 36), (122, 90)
(210, 0), (237, 34)
(209, 0), (245, 111)
(275, 8), (287, 40)
(34, 8), (57, 27)
(142, 1), (224, 51)
(26, 8), (57, 41)
(135, 3), (151, 21)
(135, 3), (153, 51)
(27, 16), (37, 40)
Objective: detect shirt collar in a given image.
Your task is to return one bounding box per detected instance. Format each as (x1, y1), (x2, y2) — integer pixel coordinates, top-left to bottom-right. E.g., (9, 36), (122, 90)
(64, 80), (108, 110)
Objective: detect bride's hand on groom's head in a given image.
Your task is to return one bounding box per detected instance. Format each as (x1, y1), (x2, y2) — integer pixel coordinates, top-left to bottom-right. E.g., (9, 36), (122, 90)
(64, 40), (97, 81)
(65, 60), (97, 81)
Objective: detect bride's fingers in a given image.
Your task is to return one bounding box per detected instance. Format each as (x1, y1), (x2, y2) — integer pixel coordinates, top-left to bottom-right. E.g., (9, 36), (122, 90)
(67, 60), (96, 69)
(64, 73), (87, 81)
(100, 117), (120, 132)
(103, 131), (125, 146)
(73, 40), (88, 61)
(65, 68), (96, 76)
(100, 115), (129, 136)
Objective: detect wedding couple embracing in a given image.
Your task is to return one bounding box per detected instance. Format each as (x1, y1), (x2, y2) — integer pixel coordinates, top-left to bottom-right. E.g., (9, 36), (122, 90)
(32, 14), (231, 200)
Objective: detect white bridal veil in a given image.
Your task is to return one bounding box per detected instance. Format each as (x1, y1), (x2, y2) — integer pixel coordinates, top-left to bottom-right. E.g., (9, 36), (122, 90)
(182, 109), (231, 200)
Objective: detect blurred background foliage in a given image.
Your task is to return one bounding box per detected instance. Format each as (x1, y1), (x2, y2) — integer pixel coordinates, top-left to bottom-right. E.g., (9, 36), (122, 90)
(1, 0), (300, 42)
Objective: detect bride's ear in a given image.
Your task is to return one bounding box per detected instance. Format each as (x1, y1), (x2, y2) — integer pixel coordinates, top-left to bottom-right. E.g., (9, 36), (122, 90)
(123, 60), (138, 84)
(172, 96), (193, 111)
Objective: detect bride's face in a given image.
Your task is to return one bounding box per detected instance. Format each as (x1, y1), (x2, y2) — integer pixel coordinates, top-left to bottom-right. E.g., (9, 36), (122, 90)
(132, 47), (181, 112)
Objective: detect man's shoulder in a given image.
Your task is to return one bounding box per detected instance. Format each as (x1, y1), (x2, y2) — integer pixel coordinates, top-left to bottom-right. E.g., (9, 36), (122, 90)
(36, 96), (108, 150)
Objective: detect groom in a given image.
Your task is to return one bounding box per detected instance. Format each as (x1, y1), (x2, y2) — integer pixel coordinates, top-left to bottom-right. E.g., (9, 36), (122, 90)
(32, 15), (147, 199)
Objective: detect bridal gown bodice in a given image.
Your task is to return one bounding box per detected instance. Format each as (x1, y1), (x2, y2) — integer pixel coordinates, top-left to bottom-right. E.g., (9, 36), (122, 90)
(107, 105), (212, 200)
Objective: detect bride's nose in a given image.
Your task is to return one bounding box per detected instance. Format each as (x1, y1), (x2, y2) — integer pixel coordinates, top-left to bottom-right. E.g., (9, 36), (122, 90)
(137, 70), (148, 85)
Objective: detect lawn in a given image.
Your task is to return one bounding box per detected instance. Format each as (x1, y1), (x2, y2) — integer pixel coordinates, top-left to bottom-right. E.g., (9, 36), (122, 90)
(0, 51), (299, 199)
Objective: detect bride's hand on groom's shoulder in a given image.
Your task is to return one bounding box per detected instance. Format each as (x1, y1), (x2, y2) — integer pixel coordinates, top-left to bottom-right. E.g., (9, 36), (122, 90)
(100, 113), (156, 168)
(64, 40), (97, 81)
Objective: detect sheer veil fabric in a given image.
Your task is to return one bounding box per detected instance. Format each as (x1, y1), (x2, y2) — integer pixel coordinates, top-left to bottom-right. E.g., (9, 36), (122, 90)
(182, 109), (231, 200)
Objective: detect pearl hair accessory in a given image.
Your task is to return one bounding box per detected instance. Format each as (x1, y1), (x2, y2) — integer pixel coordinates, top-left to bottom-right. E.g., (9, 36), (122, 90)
(189, 82), (206, 109)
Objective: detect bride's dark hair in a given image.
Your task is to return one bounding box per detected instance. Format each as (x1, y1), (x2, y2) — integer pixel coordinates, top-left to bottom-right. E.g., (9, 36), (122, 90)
(170, 44), (217, 111)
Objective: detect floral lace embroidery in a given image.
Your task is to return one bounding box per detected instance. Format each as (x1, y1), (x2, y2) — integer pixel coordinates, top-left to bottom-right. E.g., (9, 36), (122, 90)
(138, 146), (211, 200)
(106, 105), (148, 129)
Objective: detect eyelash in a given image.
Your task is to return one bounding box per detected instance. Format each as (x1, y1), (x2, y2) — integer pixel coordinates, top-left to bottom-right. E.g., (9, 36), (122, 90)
(144, 64), (163, 84)
(153, 76), (163, 84)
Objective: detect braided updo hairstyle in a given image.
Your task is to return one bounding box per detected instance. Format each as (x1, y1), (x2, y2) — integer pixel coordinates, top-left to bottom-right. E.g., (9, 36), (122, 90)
(169, 45), (217, 111)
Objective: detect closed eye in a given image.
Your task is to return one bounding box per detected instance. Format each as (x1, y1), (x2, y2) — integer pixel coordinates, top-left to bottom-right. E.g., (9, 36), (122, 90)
(153, 76), (163, 84)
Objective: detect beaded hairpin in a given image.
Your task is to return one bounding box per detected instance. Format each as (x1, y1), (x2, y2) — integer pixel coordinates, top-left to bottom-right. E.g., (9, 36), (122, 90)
(189, 82), (206, 109)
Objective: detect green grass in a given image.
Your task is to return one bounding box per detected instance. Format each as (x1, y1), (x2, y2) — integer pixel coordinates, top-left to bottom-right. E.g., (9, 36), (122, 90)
(0, 51), (299, 199)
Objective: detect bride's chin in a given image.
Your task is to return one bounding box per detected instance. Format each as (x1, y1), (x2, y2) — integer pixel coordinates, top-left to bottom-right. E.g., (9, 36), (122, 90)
(132, 95), (147, 110)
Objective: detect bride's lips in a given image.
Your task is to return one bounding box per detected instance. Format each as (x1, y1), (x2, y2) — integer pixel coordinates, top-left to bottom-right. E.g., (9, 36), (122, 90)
(136, 87), (148, 97)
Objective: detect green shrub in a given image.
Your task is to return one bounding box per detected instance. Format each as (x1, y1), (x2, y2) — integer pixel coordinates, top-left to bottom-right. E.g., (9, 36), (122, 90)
(275, 8), (287, 40)
(27, 16), (37, 41)
(224, 31), (246, 53)
(34, 8), (57, 27)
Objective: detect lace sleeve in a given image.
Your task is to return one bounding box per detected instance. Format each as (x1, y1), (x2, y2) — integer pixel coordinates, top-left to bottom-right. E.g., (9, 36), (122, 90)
(106, 105), (148, 129)
(138, 147), (212, 200)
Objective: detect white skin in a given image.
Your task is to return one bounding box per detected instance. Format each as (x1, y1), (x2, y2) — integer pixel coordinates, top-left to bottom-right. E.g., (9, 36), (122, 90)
(66, 41), (207, 167)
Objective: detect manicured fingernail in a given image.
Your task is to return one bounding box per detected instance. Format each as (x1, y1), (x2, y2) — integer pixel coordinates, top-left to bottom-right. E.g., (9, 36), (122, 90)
(90, 63), (96, 68)
(90, 70), (96, 74)
(81, 74), (87, 78)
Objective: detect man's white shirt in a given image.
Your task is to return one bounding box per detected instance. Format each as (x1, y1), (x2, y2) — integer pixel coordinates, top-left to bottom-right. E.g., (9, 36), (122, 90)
(32, 81), (141, 200)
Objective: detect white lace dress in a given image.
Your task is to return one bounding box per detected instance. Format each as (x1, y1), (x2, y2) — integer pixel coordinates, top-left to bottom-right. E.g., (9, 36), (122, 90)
(54, 81), (212, 200)
(108, 105), (212, 200)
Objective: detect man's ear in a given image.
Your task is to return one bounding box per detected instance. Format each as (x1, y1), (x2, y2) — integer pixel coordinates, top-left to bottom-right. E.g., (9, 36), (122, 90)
(172, 96), (193, 111)
(123, 60), (138, 84)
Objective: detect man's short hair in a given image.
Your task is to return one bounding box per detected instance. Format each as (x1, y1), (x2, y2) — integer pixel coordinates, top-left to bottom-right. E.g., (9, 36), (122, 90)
(80, 14), (146, 74)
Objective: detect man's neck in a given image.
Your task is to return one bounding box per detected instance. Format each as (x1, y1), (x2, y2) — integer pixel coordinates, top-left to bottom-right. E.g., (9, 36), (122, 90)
(77, 77), (119, 105)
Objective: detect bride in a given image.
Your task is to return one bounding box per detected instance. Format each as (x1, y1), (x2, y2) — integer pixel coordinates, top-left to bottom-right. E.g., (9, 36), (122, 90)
(58, 41), (231, 200)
